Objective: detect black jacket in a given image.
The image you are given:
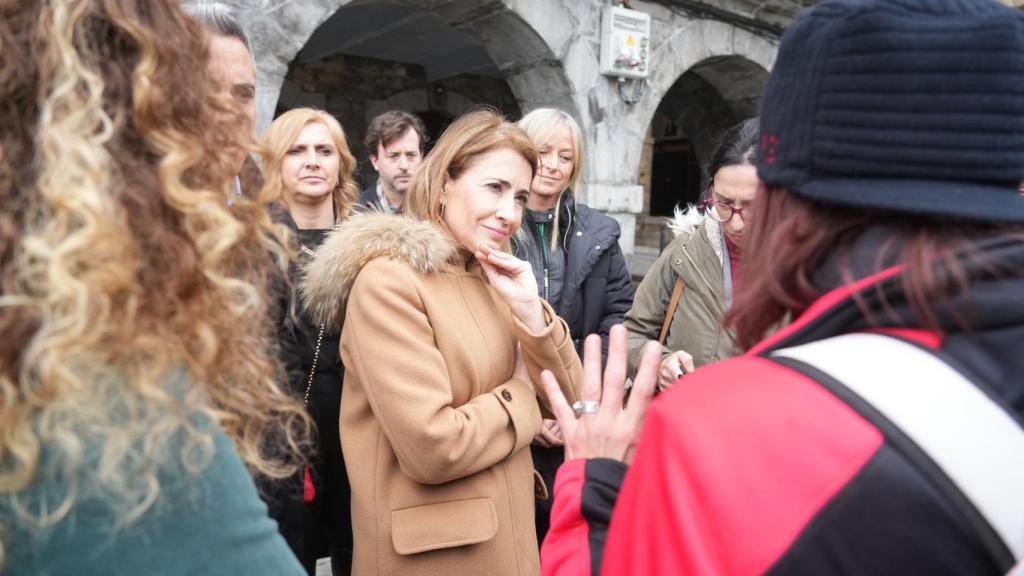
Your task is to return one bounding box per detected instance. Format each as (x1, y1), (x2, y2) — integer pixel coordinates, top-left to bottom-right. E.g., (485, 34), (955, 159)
(265, 206), (352, 574)
(357, 183), (382, 212)
(513, 192), (635, 358)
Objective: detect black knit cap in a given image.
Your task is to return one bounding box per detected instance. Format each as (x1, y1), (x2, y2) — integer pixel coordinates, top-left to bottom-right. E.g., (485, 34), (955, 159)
(757, 0), (1024, 222)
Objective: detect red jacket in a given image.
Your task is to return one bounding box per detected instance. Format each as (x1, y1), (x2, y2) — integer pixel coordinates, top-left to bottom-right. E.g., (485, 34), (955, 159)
(542, 237), (1024, 575)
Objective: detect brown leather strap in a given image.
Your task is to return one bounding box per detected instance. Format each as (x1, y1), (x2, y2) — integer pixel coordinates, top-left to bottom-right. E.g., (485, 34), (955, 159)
(658, 277), (685, 346)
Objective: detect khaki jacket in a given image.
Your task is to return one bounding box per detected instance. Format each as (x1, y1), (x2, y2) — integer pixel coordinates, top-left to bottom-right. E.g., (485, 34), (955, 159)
(623, 209), (737, 374)
(302, 213), (582, 576)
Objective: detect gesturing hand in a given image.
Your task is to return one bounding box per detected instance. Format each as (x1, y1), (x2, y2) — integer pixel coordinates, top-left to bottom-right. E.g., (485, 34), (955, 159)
(476, 243), (545, 332)
(539, 324), (661, 464)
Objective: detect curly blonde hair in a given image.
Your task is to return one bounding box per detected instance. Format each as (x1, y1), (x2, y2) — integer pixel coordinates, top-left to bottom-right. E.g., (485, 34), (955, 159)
(262, 108), (359, 223)
(0, 0), (309, 566)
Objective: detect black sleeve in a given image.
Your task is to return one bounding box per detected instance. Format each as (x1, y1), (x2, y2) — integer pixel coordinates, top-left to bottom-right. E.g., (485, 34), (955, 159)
(582, 458), (628, 575)
(598, 242), (636, 361)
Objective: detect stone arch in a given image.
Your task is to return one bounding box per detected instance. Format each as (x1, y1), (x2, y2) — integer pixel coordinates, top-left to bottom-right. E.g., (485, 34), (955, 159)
(617, 19), (776, 254)
(237, 0), (580, 132)
(643, 55), (768, 223)
(581, 17), (776, 199)
(634, 20), (775, 156)
(366, 87), (475, 128)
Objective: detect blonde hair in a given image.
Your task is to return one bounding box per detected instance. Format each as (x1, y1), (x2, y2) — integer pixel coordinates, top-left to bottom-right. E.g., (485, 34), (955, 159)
(516, 108), (585, 249)
(404, 109), (538, 252)
(262, 108), (359, 224)
(0, 0), (309, 567)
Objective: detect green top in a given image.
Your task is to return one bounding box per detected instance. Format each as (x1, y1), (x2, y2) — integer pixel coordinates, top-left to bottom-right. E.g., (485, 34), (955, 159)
(3, 422), (303, 575)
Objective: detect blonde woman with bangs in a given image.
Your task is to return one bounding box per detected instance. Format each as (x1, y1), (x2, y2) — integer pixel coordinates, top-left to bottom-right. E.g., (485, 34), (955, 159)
(301, 109), (582, 575)
(512, 108), (634, 542)
(260, 107), (359, 573)
(0, 1), (307, 574)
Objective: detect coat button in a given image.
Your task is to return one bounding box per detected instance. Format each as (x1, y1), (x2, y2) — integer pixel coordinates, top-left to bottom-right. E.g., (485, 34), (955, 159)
(502, 389), (513, 401)
(576, 231), (582, 236)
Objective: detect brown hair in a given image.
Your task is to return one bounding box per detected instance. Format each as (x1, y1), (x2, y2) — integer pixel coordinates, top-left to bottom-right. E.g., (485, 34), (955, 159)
(726, 186), (1023, 350)
(364, 110), (428, 158)
(404, 109), (538, 243)
(0, 0), (308, 564)
(262, 108), (359, 223)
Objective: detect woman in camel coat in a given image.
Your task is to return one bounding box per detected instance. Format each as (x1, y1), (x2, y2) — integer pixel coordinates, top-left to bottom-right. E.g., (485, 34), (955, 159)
(302, 110), (582, 575)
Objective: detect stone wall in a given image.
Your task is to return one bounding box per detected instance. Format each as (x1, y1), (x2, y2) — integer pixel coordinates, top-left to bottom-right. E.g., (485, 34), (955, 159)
(279, 53), (519, 183)
(233, 0), (785, 262)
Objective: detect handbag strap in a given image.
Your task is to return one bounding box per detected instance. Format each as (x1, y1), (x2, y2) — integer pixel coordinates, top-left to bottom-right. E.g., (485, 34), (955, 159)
(303, 323), (326, 407)
(658, 277), (685, 346)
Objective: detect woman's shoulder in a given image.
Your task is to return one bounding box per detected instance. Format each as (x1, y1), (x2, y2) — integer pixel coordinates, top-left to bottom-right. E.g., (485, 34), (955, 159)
(301, 212), (456, 328)
(356, 255), (426, 284)
(4, 416), (301, 575)
(662, 208), (720, 260)
(573, 202), (621, 237)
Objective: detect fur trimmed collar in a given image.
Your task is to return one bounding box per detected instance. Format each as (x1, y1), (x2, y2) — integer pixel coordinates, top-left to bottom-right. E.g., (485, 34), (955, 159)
(666, 204), (725, 265)
(299, 212), (457, 328)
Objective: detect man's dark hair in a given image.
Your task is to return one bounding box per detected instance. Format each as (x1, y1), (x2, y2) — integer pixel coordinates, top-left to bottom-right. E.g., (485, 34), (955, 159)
(364, 111), (428, 158)
(183, 0), (252, 55)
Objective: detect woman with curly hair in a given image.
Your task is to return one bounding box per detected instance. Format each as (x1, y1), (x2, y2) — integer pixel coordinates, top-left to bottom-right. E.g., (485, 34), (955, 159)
(0, 1), (309, 573)
(261, 108), (359, 574)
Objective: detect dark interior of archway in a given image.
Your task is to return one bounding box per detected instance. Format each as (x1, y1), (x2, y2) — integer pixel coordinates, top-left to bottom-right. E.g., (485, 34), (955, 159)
(648, 70), (739, 223)
(275, 2), (523, 187)
(414, 110), (455, 155)
(639, 56), (766, 251)
(650, 113), (702, 219)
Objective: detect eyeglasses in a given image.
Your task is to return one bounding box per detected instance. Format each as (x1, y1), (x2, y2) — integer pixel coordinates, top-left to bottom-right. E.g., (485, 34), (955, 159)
(702, 194), (752, 224)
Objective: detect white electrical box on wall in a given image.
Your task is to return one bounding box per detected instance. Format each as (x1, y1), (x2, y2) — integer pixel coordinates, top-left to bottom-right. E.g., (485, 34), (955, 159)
(599, 5), (651, 79)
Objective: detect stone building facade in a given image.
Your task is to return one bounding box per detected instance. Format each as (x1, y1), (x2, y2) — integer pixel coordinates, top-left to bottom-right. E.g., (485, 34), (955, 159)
(231, 0), (810, 268)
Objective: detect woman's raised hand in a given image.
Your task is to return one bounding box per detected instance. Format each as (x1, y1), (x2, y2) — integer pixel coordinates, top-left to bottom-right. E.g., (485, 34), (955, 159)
(540, 325), (661, 464)
(476, 243), (545, 332)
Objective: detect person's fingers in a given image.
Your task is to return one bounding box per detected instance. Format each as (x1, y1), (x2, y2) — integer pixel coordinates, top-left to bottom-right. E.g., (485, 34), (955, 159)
(626, 340), (661, 422)
(476, 245), (523, 273)
(580, 333), (602, 403)
(658, 371), (675, 390)
(539, 427), (559, 445)
(550, 422), (562, 437)
(676, 350), (695, 374)
(659, 354), (680, 389)
(540, 369), (577, 431)
(533, 433), (551, 448)
(476, 256), (500, 282)
(599, 325), (628, 413)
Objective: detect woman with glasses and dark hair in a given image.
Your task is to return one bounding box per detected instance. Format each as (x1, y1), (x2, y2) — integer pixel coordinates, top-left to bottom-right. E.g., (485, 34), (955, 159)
(623, 118), (759, 389)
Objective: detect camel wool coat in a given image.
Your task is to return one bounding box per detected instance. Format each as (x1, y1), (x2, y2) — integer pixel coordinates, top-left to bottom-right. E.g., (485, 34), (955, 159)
(302, 213), (582, 576)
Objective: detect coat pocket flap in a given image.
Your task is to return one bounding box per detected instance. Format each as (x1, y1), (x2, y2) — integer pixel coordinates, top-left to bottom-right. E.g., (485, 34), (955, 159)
(391, 497), (498, 555)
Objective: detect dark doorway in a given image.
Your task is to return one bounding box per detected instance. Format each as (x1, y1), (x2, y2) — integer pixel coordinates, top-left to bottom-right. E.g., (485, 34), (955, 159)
(414, 110), (455, 154)
(650, 138), (701, 217)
